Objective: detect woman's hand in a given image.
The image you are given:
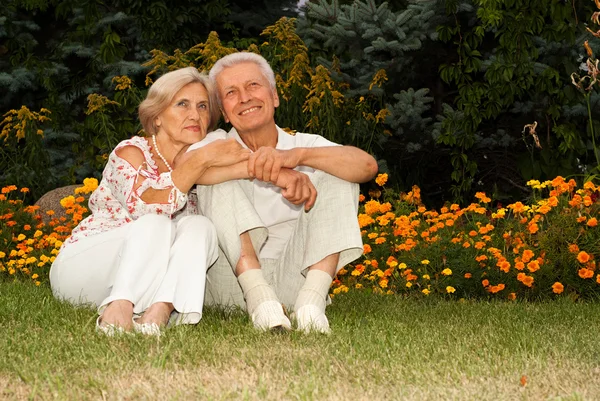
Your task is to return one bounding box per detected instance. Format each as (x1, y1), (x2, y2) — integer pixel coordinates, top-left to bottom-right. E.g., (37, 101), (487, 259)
(274, 168), (317, 211)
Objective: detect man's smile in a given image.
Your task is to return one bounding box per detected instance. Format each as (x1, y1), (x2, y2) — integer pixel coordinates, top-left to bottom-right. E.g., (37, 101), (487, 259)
(239, 106), (261, 115)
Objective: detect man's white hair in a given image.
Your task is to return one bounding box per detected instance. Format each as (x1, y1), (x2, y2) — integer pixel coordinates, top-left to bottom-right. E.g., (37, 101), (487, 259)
(209, 52), (277, 93)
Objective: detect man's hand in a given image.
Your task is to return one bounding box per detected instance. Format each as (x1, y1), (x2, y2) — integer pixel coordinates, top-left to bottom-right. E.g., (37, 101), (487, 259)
(274, 168), (317, 211)
(248, 147), (302, 183)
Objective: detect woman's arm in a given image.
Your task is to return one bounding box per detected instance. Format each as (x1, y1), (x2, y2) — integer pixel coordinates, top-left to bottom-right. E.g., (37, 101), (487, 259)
(115, 146), (210, 205)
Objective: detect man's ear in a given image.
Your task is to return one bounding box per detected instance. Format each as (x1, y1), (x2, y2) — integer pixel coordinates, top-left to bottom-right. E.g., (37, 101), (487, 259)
(273, 89), (280, 108)
(221, 108), (230, 123)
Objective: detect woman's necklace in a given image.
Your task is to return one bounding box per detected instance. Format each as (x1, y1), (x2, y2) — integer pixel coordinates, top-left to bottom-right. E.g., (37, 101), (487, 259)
(152, 135), (173, 172)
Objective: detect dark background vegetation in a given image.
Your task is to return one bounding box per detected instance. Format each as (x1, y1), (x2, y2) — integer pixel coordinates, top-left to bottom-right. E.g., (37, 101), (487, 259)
(1, 0), (599, 206)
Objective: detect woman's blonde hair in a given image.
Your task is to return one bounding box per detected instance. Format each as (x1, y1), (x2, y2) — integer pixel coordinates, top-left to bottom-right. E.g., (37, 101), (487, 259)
(139, 67), (220, 135)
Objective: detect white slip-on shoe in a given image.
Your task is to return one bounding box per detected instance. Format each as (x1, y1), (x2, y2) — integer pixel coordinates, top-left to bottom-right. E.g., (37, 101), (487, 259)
(95, 316), (129, 337)
(293, 304), (331, 334)
(251, 300), (292, 332)
(132, 318), (161, 337)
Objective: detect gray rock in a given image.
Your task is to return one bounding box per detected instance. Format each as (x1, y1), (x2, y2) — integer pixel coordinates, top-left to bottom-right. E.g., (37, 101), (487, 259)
(34, 185), (88, 224)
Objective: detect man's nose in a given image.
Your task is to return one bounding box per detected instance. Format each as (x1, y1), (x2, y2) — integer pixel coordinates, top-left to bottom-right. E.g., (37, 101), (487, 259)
(239, 88), (252, 103)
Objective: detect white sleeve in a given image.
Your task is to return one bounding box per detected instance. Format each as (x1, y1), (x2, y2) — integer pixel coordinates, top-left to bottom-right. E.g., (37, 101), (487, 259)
(186, 129), (228, 152)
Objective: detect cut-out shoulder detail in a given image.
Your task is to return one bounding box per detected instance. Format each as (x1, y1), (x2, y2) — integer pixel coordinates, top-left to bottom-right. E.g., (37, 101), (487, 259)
(62, 136), (195, 249)
(114, 136), (158, 171)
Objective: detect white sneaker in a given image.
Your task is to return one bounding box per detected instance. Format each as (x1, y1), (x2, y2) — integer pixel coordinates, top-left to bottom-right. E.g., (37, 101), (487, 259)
(251, 300), (292, 331)
(294, 304), (331, 334)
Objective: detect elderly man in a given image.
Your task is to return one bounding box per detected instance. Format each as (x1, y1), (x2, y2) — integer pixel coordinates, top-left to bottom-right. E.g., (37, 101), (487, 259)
(195, 52), (378, 333)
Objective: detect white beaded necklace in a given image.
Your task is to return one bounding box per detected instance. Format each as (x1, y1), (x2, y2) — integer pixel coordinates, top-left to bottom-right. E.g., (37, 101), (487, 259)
(152, 135), (173, 172)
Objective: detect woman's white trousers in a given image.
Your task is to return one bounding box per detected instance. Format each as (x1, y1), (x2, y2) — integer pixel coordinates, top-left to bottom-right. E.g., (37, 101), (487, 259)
(49, 214), (218, 324)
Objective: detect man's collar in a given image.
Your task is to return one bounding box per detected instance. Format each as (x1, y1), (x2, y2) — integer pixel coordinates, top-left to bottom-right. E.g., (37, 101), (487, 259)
(228, 125), (290, 150)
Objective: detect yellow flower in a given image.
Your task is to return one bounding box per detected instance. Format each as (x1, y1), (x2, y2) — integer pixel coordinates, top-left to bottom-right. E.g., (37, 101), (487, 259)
(422, 289), (430, 295)
(441, 268), (452, 276)
(375, 173), (388, 187)
(0, 251), (5, 258)
(446, 286), (456, 294)
(421, 259), (430, 265)
(405, 282), (413, 288)
(17, 234), (26, 241)
(398, 263), (407, 269)
(32, 274), (38, 279)
(422, 274), (430, 280)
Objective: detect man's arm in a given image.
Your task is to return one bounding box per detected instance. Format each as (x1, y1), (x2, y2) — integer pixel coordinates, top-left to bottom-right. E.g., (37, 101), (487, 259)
(248, 145), (378, 184)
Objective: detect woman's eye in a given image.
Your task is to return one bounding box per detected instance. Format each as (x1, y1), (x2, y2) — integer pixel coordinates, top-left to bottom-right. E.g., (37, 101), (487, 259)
(199, 103), (208, 110)
(177, 101), (187, 107)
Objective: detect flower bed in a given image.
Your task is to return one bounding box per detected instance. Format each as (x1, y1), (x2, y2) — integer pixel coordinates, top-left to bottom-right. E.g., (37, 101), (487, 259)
(333, 174), (599, 300)
(1, 175), (599, 300)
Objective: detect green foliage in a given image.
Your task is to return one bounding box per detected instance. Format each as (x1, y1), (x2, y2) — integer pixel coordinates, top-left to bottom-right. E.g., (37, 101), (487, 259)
(437, 0), (597, 199)
(297, 0), (444, 197)
(0, 0), (299, 199)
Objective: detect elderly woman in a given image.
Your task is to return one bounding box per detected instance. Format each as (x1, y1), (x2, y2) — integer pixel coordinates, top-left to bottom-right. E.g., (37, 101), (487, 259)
(49, 67), (250, 336)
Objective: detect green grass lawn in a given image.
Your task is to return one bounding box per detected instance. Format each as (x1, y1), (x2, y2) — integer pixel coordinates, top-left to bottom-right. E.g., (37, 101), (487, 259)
(1, 280), (599, 400)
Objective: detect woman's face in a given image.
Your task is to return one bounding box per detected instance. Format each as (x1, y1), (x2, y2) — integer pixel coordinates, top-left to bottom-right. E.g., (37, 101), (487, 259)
(155, 82), (211, 146)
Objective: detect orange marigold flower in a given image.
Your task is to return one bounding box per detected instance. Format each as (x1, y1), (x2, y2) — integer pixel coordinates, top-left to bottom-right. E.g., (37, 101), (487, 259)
(475, 255), (488, 262)
(552, 282), (564, 294)
(375, 237), (386, 244)
(569, 195), (582, 208)
(508, 292), (516, 300)
(515, 261), (525, 271)
(528, 222), (539, 234)
(475, 192), (491, 203)
(578, 268), (594, 279)
(527, 260), (540, 273)
(568, 244), (580, 254)
(468, 230), (478, 237)
(489, 284), (505, 293)
(587, 217), (598, 227)
(597, 274), (600, 284)
(358, 213), (375, 228)
(375, 173), (388, 187)
(364, 200), (381, 215)
(521, 275), (534, 287)
(498, 260), (511, 273)
(379, 202), (392, 214)
(462, 242), (471, 248)
(509, 202), (526, 213)
(583, 180), (597, 191)
(464, 273), (472, 278)
(359, 194), (365, 202)
(363, 244), (372, 254)
(482, 279), (490, 287)
(521, 249), (534, 263)
(577, 251), (591, 264)
(551, 176), (565, 187)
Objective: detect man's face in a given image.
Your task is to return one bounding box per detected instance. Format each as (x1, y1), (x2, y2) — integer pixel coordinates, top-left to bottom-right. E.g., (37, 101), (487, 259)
(216, 62), (279, 134)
